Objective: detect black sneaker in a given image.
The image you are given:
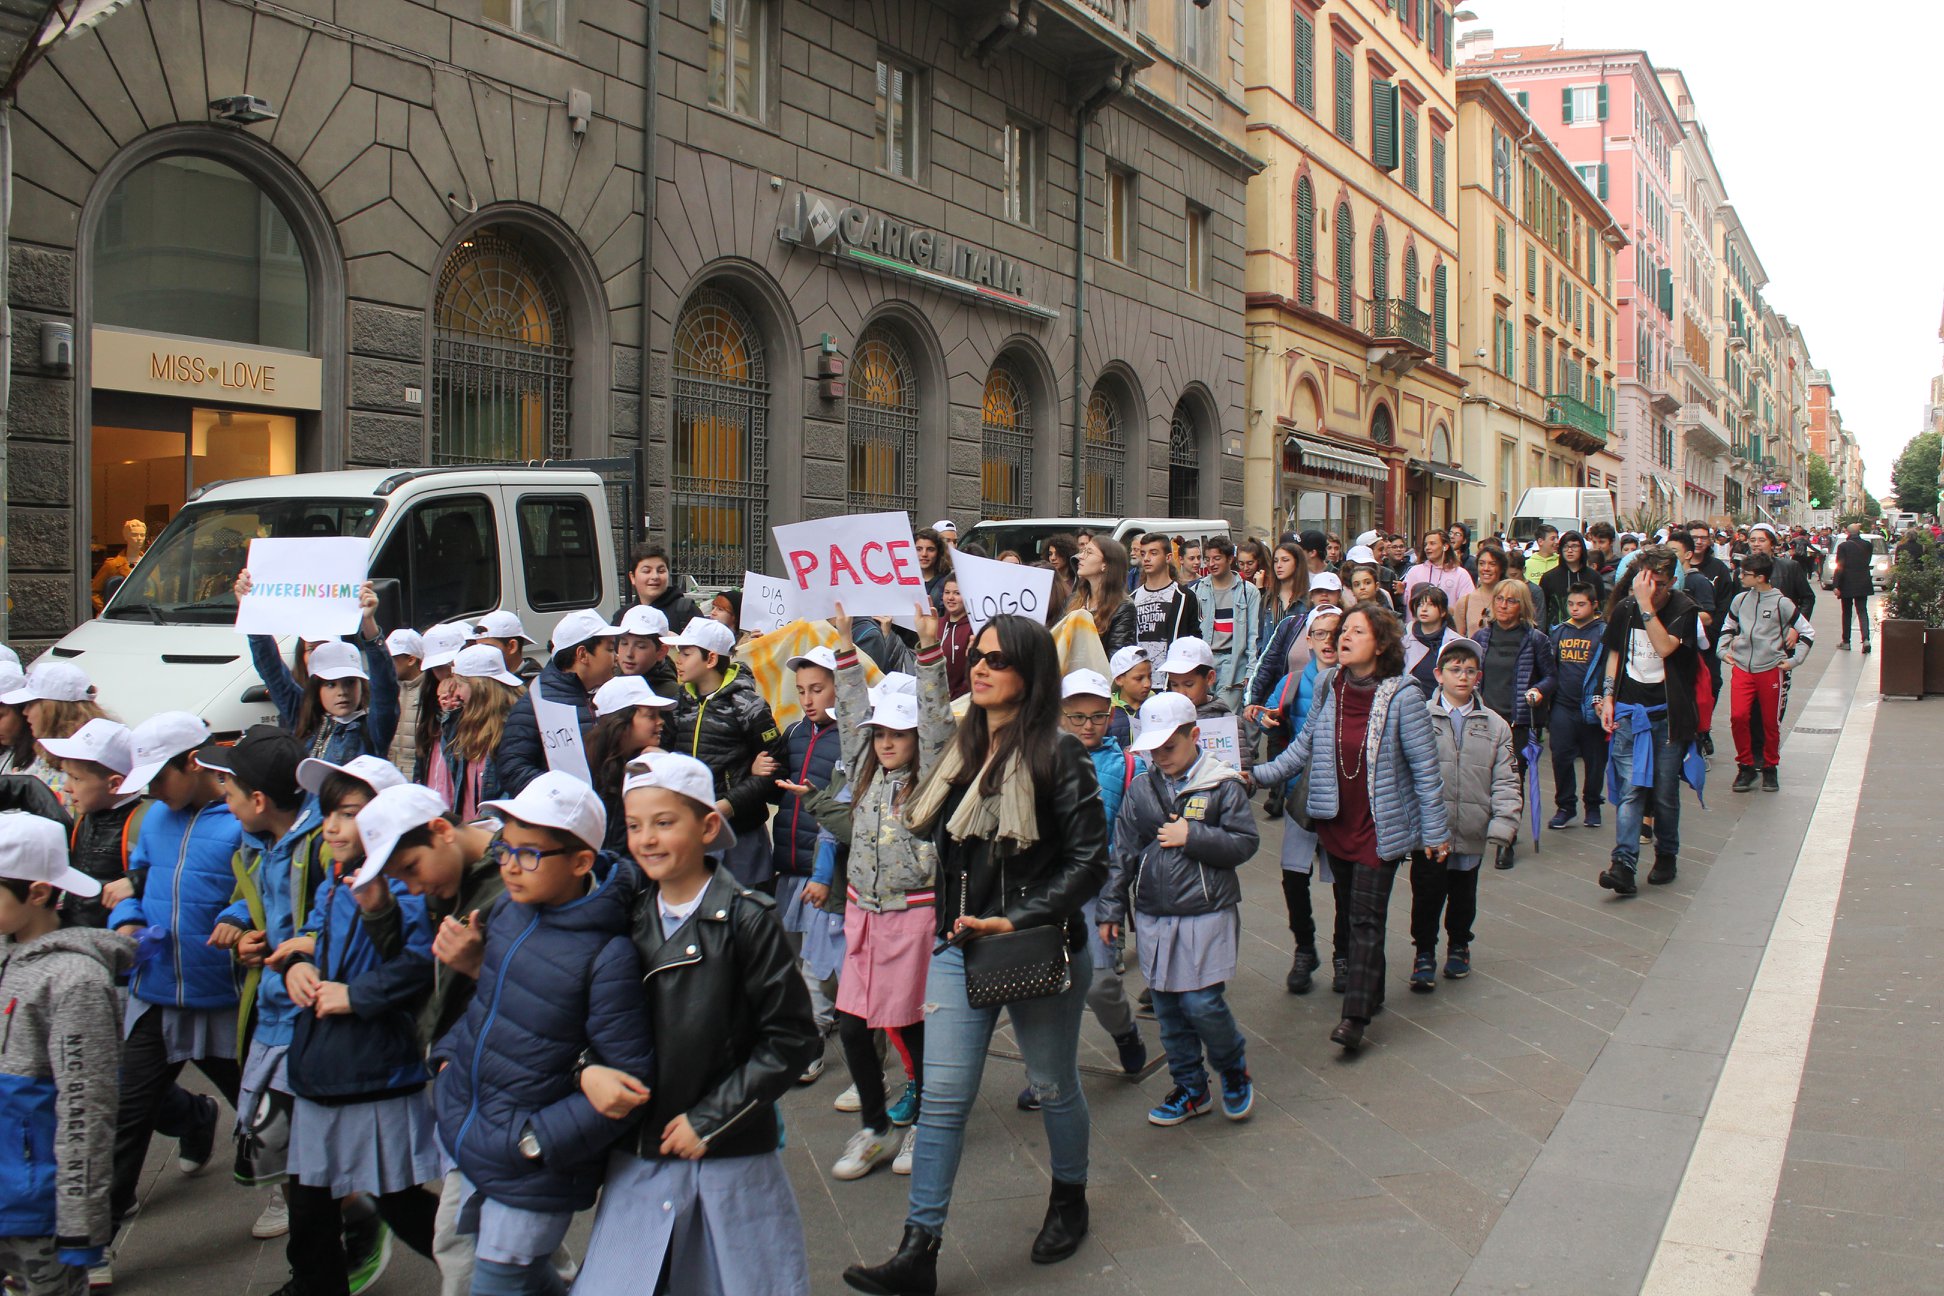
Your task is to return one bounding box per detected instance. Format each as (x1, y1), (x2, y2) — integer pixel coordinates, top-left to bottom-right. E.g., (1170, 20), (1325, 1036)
(1584, 806), (1602, 829)
(1113, 1029), (1148, 1076)
(1286, 946), (1316, 995)
(1549, 808), (1575, 830)
(1647, 853), (1678, 885)
(1598, 862), (1638, 896)
(1331, 956), (1348, 994)
(1700, 734), (1715, 757)
(1862, 642), (1872, 655)
(177, 1092), (218, 1176)
(1732, 766), (1758, 793)
(1640, 822), (1654, 844)
(1762, 768), (1779, 792)
(1494, 842), (1516, 870)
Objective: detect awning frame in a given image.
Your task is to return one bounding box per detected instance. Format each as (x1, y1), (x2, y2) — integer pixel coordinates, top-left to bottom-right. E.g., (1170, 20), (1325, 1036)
(1284, 434), (1390, 485)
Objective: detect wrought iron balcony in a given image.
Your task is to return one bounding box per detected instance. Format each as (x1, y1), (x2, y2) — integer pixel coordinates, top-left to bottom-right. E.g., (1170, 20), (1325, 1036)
(1366, 297), (1432, 351)
(1544, 392), (1609, 453)
(946, 0), (1147, 71)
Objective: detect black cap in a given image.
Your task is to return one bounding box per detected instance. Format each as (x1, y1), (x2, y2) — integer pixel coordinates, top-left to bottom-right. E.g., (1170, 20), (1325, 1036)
(1298, 529), (1328, 557)
(195, 724), (304, 801)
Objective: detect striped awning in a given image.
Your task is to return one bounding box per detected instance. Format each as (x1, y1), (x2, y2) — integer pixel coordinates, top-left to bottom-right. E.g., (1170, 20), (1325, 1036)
(1287, 435), (1389, 484)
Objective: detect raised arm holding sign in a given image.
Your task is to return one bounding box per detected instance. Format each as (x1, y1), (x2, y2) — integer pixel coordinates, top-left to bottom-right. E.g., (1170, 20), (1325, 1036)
(772, 511), (928, 620)
(233, 537), (371, 639)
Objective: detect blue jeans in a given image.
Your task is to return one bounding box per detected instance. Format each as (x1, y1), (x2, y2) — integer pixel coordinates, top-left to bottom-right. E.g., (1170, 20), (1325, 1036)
(1610, 712), (1681, 867)
(1150, 985), (1245, 1094)
(906, 939), (1094, 1234)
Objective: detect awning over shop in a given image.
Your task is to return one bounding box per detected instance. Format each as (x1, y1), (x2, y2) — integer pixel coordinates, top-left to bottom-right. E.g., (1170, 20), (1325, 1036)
(1408, 458), (1485, 487)
(1286, 434), (1389, 484)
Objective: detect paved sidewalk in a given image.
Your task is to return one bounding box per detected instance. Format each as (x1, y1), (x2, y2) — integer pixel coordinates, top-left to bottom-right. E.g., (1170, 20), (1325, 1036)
(98, 604), (1896, 1296)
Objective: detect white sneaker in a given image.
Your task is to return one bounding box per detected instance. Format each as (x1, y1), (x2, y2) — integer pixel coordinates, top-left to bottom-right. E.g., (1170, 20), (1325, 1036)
(797, 1054), (825, 1085)
(86, 1258), (114, 1290)
(831, 1127), (893, 1180)
(251, 1187), (289, 1239)
(892, 1128), (917, 1176)
(833, 1082), (862, 1112)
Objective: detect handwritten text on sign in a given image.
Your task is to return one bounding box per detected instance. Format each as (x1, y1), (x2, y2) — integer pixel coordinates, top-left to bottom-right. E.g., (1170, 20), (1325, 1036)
(773, 511), (927, 620)
(951, 548), (1055, 629)
(533, 694), (592, 785)
(234, 537), (369, 639)
(740, 571), (796, 634)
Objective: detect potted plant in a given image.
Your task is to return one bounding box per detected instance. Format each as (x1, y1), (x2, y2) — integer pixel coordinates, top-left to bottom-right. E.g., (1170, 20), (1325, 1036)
(1882, 533), (1944, 698)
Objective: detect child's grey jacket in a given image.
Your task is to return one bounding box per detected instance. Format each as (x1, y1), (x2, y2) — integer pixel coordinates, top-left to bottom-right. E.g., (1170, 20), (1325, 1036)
(1099, 754), (1259, 924)
(1425, 694), (1521, 854)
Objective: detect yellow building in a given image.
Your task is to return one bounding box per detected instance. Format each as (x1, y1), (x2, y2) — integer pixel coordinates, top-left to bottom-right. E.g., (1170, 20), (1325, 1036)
(1242, 0), (1466, 542)
(1453, 73), (1625, 536)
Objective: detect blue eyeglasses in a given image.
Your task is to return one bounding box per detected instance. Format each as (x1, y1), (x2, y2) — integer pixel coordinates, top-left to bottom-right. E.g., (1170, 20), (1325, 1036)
(489, 839), (573, 872)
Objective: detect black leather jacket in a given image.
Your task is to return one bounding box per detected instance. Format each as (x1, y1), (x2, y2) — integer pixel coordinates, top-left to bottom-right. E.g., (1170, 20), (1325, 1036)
(617, 866), (818, 1161)
(665, 665), (790, 832)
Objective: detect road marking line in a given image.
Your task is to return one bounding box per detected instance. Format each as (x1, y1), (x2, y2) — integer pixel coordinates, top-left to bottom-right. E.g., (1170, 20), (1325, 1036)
(1640, 662), (1878, 1294)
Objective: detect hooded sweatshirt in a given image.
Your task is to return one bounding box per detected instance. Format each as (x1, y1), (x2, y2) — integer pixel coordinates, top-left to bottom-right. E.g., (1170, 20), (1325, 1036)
(215, 798), (327, 1047)
(1098, 753), (1259, 924)
(0, 925), (133, 1250)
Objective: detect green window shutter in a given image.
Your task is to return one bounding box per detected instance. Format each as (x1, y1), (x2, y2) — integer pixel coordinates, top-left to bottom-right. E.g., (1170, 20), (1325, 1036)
(1293, 13), (1314, 113)
(1525, 325), (1537, 386)
(1371, 79), (1398, 170)
(1335, 202), (1355, 325)
(1442, 7), (1452, 66)
(1658, 267), (1674, 317)
(1403, 247), (1419, 306)
(1516, 90), (1528, 111)
(1431, 135), (1446, 214)
(1433, 264), (1448, 367)
(1526, 243), (1537, 295)
(1495, 222), (1506, 274)
(1597, 163), (1608, 201)
(1597, 83), (1609, 120)
(1295, 179), (1315, 306)
(1371, 223), (1388, 310)
(1402, 109), (1419, 191)
(1561, 87), (1573, 124)
(1334, 48), (1354, 142)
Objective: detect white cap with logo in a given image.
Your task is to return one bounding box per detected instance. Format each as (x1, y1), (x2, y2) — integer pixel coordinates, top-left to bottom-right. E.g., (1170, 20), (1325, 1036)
(118, 712), (213, 795)
(1345, 545), (1377, 565)
(593, 676), (676, 716)
(451, 644), (525, 688)
(1128, 692), (1199, 753)
(481, 771), (608, 855)
(622, 750), (737, 853)
(385, 628), (426, 659)
(931, 519), (958, 535)
(0, 661), (94, 706)
(1061, 669), (1113, 701)
(551, 609), (624, 654)
(297, 753), (408, 798)
(0, 810), (104, 897)
(1309, 571), (1344, 592)
(306, 641), (369, 682)
(1159, 637), (1216, 677)
(785, 645), (839, 673)
(661, 619), (736, 659)
(1108, 645), (1150, 680)
(472, 609), (536, 644)
(420, 623), (471, 670)
(351, 783), (453, 888)
(40, 718), (136, 775)
(617, 605), (671, 639)
(859, 691), (919, 733)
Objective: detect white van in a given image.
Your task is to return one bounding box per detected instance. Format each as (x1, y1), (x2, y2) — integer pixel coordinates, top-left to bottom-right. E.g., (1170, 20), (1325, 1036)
(1508, 487), (1617, 545)
(49, 466), (618, 735)
(960, 516), (1233, 563)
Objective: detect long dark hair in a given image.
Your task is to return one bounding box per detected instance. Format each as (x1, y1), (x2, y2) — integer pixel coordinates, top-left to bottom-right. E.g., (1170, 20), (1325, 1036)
(0, 704), (35, 767)
(587, 706), (646, 816)
(1270, 542), (1306, 613)
(413, 673), (443, 771)
(952, 615), (1063, 799)
(1068, 535), (1129, 627)
(296, 673), (369, 744)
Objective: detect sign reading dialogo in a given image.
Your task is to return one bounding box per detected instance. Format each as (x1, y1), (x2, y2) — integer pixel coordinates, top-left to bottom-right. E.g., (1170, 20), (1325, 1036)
(951, 547), (1054, 630)
(772, 511), (929, 620)
(740, 571), (796, 634)
(233, 537), (369, 640)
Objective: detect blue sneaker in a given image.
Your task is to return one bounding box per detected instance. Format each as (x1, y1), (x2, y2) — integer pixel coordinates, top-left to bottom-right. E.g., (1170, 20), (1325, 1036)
(1219, 1068), (1254, 1121)
(1548, 808), (1575, 830)
(1147, 1086), (1211, 1127)
(1584, 806), (1603, 829)
(887, 1081), (920, 1127)
(1443, 945), (1471, 979)
(1409, 951), (1437, 993)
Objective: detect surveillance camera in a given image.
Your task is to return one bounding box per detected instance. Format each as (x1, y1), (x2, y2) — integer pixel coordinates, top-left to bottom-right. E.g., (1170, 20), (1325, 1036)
(1475, 348), (1488, 359)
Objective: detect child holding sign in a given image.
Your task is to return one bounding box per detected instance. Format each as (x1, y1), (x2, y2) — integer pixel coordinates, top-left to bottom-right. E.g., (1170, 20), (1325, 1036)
(236, 574), (401, 765)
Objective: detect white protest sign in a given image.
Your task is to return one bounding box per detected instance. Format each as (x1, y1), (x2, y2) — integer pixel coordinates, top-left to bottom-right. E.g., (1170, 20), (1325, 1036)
(234, 537), (369, 639)
(952, 548), (1055, 629)
(1196, 715), (1241, 768)
(740, 571), (796, 634)
(773, 511), (928, 620)
(533, 694), (592, 785)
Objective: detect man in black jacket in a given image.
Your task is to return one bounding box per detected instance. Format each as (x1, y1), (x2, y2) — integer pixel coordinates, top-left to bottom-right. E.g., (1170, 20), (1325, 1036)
(499, 609), (620, 794)
(1749, 524), (1815, 618)
(1539, 531), (1606, 627)
(1831, 523), (1877, 653)
(1687, 520), (1737, 705)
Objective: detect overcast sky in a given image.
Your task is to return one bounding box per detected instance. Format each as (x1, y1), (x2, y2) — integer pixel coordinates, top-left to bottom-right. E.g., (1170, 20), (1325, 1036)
(1459, 0), (1939, 496)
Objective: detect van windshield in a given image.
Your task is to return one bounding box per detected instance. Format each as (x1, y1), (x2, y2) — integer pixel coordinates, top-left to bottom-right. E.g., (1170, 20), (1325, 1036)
(103, 498), (386, 625)
(1508, 516), (1578, 544)
(960, 523), (1084, 565)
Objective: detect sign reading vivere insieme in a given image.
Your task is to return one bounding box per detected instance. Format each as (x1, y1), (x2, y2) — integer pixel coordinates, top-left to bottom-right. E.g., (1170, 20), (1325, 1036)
(234, 537), (369, 639)
(772, 512), (929, 621)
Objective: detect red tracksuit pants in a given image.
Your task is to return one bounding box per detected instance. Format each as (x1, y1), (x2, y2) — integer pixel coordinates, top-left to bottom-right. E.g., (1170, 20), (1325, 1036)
(1730, 666), (1782, 770)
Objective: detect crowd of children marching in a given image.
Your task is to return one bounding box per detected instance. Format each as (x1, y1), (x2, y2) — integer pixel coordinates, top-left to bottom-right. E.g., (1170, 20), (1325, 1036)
(0, 521), (1823, 1296)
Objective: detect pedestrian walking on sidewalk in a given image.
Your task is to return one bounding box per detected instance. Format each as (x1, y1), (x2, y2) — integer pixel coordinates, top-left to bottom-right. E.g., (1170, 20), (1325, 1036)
(1832, 523), (1876, 653)
(1718, 554), (1813, 793)
(1470, 582), (1555, 870)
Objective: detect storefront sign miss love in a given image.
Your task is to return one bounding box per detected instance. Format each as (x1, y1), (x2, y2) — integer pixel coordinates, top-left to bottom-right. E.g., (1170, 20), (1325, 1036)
(773, 512), (929, 619)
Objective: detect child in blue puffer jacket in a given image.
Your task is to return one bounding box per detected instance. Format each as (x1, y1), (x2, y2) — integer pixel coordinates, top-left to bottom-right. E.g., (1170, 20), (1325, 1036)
(237, 573), (401, 764)
(431, 772), (653, 1296)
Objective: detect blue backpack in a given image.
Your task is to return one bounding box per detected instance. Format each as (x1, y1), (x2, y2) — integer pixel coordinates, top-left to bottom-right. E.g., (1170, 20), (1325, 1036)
(1579, 643), (1608, 726)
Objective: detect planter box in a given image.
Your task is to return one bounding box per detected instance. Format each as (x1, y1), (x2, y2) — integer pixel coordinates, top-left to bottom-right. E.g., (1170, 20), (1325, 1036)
(1928, 626), (1944, 696)
(1881, 618), (1927, 698)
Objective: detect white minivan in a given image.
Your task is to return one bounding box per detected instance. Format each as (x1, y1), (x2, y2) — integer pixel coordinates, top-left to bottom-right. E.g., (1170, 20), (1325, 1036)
(1508, 487), (1617, 545)
(960, 516), (1233, 563)
(48, 465), (618, 736)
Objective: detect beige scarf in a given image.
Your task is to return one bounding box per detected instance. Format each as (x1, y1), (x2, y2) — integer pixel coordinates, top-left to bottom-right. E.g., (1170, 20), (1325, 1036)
(904, 742), (1040, 850)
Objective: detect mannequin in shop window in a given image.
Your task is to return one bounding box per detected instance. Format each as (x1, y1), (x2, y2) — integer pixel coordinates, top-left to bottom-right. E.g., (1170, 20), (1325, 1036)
(91, 519), (148, 614)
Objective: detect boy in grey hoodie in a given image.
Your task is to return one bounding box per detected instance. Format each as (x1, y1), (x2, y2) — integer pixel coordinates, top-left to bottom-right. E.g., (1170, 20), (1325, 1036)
(1099, 693), (1259, 1130)
(0, 811), (132, 1290)
(1718, 552), (1813, 792)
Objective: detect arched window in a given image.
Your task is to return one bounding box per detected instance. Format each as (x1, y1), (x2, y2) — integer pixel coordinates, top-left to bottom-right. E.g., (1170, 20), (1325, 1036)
(1431, 423), (1453, 463)
(1433, 263), (1450, 369)
(93, 153), (310, 350)
(1370, 222), (1389, 322)
(670, 286), (770, 584)
(432, 229), (572, 464)
(1371, 403), (1394, 446)
(1083, 382), (1127, 515)
(846, 324), (919, 516)
(980, 360), (1034, 519)
(1168, 399), (1200, 517)
(1334, 201), (1355, 325)
(1295, 178), (1316, 308)
(1403, 245), (1419, 310)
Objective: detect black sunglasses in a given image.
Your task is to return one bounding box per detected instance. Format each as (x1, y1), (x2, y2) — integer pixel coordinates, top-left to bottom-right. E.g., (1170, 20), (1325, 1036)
(966, 647), (1016, 673)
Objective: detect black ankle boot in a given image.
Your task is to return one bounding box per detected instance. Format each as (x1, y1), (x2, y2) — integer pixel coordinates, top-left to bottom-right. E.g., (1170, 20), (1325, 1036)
(1030, 1179), (1089, 1264)
(844, 1224), (941, 1294)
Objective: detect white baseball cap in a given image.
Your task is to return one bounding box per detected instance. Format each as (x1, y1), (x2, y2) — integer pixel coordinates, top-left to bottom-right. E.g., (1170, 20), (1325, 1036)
(617, 605), (671, 639)
(1309, 571), (1344, 592)
(661, 618), (736, 659)
(0, 645), (19, 673)
(593, 675), (675, 716)
(785, 645), (839, 674)
(859, 691), (919, 733)
(351, 783), (453, 887)
(1128, 692), (1199, 753)
(481, 771), (608, 854)
(420, 623), (471, 670)
(0, 667), (23, 702)
(306, 641), (369, 682)
(40, 718), (136, 775)
(1108, 645), (1150, 680)
(551, 609), (623, 654)
(1159, 637), (1216, 677)
(621, 750), (736, 852)
(867, 671), (917, 708)
(931, 519), (957, 535)
(1062, 669), (1113, 701)
(1, 661), (94, 706)
(1355, 530), (1382, 549)
(385, 628), (426, 659)
(1345, 545), (1377, 565)
(451, 644), (525, 688)
(0, 810), (103, 897)
(472, 609), (535, 645)
(1305, 604), (1344, 628)
(118, 712), (213, 795)
(297, 753), (408, 798)
(1749, 522), (1778, 538)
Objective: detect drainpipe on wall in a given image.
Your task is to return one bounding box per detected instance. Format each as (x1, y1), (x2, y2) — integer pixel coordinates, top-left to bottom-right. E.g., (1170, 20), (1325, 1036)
(636, 0), (658, 544)
(0, 102), (12, 646)
(1070, 67), (1125, 513)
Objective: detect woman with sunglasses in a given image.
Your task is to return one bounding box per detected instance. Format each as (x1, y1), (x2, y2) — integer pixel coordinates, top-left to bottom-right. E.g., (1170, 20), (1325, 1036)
(843, 608), (1109, 1294)
(1470, 580), (1556, 870)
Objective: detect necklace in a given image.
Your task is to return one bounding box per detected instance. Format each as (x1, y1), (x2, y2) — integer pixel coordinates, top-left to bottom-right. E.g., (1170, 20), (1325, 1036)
(1335, 675), (1367, 782)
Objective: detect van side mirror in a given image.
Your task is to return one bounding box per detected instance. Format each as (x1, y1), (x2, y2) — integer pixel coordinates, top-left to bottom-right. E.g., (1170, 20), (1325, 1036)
(369, 578), (404, 636)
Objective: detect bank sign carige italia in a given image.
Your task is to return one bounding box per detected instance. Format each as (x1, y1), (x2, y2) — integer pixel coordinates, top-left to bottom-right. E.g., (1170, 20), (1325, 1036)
(779, 190), (1059, 322)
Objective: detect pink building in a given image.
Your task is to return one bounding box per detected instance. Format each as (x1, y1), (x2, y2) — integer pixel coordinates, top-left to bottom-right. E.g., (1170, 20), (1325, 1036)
(1460, 35), (1684, 517)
